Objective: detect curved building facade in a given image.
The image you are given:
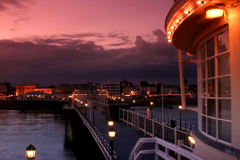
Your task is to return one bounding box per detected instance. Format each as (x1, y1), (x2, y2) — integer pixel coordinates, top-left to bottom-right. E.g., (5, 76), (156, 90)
(165, 0), (240, 159)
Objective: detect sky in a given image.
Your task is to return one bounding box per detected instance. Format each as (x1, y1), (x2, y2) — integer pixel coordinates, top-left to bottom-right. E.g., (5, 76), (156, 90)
(0, 0), (197, 86)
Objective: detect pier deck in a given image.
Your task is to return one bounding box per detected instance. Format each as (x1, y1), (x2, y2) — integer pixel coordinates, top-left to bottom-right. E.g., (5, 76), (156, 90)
(84, 108), (154, 160)
(81, 104), (198, 160)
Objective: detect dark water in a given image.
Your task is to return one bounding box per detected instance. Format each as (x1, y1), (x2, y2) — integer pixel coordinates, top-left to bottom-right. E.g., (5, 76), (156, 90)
(0, 110), (77, 160)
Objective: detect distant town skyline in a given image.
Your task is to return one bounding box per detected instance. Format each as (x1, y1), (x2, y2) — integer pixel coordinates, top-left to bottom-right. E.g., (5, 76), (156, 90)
(0, 0), (197, 86)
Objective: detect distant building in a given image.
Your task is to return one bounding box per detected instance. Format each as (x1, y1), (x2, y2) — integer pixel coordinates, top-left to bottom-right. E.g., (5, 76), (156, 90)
(120, 79), (133, 94)
(18, 91), (70, 101)
(122, 86), (140, 96)
(16, 82), (52, 96)
(139, 81), (162, 97)
(101, 80), (120, 97)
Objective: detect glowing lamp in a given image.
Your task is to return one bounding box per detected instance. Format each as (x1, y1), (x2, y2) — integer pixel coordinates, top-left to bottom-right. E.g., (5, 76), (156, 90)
(197, 0), (205, 5)
(206, 9), (223, 18)
(80, 101), (83, 104)
(176, 19), (179, 23)
(167, 36), (171, 39)
(85, 103), (88, 107)
(133, 100), (135, 103)
(121, 99), (124, 102)
(184, 10), (190, 14)
(168, 39), (172, 43)
(170, 26), (174, 30)
(109, 129), (116, 138)
(188, 136), (195, 144)
(108, 121), (114, 127)
(26, 144), (36, 159)
(150, 102), (153, 106)
(179, 105), (182, 109)
(168, 31), (171, 34)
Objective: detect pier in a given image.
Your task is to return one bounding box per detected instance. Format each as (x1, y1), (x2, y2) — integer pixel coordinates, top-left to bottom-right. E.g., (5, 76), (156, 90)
(68, 102), (203, 160)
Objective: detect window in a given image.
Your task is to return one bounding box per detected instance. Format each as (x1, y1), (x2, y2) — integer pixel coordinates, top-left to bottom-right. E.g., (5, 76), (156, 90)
(199, 29), (231, 144)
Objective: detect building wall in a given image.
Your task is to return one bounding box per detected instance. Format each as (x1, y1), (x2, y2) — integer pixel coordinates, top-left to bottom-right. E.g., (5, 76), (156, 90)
(228, 4), (240, 149)
(165, 0), (240, 159)
(16, 85), (52, 96)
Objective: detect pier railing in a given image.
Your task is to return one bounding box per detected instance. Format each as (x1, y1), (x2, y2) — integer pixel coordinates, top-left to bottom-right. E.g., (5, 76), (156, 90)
(129, 137), (207, 160)
(119, 108), (195, 149)
(75, 107), (117, 160)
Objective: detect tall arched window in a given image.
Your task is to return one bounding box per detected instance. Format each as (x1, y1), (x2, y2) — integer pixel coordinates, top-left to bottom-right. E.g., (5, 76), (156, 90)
(199, 29), (231, 145)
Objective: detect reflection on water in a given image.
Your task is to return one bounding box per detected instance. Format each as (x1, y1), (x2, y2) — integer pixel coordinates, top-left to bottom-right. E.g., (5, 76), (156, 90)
(0, 110), (77, 160)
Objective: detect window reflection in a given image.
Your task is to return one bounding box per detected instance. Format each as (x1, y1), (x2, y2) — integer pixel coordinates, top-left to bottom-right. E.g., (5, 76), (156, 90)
(202, 99), (206, 115)
(207, 79), (215, 97)
(207, 59), (215, 78)
(218, 53), (230, 76)
(202, 63), (206, 79)
(218, 120), (231, 143)
(218, 30), (230, 53)
(202, 81), (206, 97)
(207, 99), (216, 117)
(218, 76), (231, 97)
(218, 99), (231, 120)
(207, 38), (215, 58)
(202, 116), (206, 133)
(208, 118), (216, 137)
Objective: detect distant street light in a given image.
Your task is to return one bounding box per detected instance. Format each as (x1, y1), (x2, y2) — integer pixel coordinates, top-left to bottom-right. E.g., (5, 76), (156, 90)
(109, 128), (116, 159)
(133, 100), (136, 112)
(80, 101), (83, 110)
(150, 102), (153, 119)
(108, 121), (114, 129)
(85, 103), (88, 115)
(179, 105), (182, 130)
(26, 144), (36, 160)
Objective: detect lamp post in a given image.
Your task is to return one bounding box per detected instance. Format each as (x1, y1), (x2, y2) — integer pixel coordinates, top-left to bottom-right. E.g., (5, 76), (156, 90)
(80, 101), (83, 110)
(85, 103), (88, 115)
(109, 128), (116, 159)
(179, 105), (182, 130)
(26, 144), (36, 160)
(92, 107), (96, 125)
(133, 100), (136, 112)
(150, 102), (153, 119)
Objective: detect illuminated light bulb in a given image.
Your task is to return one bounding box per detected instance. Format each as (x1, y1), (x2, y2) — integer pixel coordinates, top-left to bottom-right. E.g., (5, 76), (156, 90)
(168, 39), (172, 43)
(168, 31), (171, 34)
(184, 10), (190, 14)
(188, 136), (195, 144)
(197, 0), (202, 5)
(170, 26), (174, 30)
(176, 19), (180, 23)
(206, 9), (224, 18)
(168, 36), (171, 39)
(197, 0), (205, 5)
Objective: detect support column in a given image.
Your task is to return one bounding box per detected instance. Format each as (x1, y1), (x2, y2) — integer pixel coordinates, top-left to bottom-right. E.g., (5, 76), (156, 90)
(178, 49), (186, 109)
(228, 5), (240, 149)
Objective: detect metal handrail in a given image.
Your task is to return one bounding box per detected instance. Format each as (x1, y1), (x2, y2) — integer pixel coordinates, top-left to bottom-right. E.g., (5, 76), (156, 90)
(119, 108), (194, 148)
(129, 137), (207, 160)
(75, 107), (117, 160)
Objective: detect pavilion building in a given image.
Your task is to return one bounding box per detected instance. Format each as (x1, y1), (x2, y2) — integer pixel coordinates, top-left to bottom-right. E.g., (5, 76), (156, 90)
(165, 0), (240, 159)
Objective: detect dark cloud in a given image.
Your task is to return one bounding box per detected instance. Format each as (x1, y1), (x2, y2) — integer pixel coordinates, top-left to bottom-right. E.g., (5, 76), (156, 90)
(0, 0), (31, 11)
(0, 29), (197, 86)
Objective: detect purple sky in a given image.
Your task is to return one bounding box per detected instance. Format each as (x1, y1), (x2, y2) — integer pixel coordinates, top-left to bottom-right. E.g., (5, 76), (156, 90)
(0, 0), (197, 86)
